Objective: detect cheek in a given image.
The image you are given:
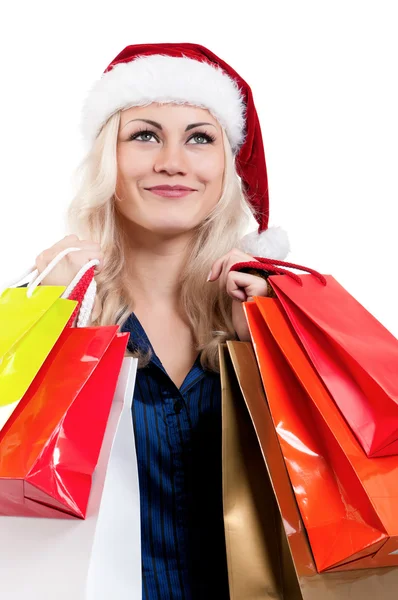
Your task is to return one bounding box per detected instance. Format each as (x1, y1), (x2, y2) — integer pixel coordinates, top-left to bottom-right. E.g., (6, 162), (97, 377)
(117, 146), (153, 181)
(193, 150), (225, 185)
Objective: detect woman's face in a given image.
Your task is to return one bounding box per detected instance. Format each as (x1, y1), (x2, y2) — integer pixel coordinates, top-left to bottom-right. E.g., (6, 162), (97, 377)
(115, 103), (225, 237)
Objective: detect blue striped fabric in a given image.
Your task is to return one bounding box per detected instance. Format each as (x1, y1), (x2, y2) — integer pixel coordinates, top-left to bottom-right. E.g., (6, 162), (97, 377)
(121, 313), (230, 600)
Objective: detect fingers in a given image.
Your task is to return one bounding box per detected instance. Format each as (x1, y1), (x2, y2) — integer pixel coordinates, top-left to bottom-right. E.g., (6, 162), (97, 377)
(34, 235), (104, 288)
(36, 235), (103, 271)
(207, 255), (225, 283)
(208, 248), (255, 295)
(226, 271), (269, 302)
(208, 248), (257, 303)
(208, 248), (254, 283)
(226, 271), (250, 301)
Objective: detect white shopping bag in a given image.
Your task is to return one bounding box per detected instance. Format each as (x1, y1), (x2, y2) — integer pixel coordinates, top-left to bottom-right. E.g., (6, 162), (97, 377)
(0, 357), (141, 600)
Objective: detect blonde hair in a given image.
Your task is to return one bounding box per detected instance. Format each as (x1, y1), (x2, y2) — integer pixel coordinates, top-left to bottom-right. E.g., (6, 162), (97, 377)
(67, 110), (256, 372)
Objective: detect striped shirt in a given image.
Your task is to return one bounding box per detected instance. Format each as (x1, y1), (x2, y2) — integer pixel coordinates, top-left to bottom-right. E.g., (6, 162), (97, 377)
(121, 313), (230, 600)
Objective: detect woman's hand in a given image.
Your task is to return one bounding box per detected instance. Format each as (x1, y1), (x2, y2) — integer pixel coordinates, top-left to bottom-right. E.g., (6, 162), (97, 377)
(35, 234), (103, 286)
(35, 235), (104, 323)
(207, 248), (270, 342)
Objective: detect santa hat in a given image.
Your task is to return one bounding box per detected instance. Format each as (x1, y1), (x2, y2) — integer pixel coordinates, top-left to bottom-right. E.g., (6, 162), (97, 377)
(80, 43), (289, 259)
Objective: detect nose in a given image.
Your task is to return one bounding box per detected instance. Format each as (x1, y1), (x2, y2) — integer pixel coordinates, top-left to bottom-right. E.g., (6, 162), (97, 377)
(153, 142), (188, 176)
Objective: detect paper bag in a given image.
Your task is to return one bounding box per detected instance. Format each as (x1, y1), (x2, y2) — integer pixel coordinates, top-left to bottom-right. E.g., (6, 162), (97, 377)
(268, 273), (398, 458)
(251, 297), (398, 568)
(220, 341), (398, 599)
(0, 326), (129, 518)
(0, 285), (76, 429)
(0, 357), (141, 600)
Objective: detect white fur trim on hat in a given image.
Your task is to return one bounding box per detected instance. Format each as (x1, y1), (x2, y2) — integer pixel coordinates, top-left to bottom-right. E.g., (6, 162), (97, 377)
(80, 54), (246, 150)
(240, 226), (290, 260)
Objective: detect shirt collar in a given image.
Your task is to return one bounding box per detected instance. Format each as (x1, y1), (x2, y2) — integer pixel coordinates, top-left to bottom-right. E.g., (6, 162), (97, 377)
(121, 312), (205, 391)
(121, 312), (152, 353)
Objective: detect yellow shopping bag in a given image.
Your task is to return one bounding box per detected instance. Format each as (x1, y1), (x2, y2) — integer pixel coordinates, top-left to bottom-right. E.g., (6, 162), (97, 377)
(0, 245), (100, 432)
(0, 285), (77, 429)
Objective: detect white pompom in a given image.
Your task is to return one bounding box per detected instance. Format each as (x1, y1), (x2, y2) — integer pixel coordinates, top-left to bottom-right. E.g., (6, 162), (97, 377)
(240, 226), (290, 260)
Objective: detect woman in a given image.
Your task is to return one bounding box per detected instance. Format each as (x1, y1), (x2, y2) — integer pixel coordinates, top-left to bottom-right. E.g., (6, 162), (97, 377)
(35, 43), (289, 599)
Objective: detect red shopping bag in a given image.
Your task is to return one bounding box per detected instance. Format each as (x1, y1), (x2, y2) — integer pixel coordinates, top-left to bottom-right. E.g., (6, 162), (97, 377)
(0, 325), (129, 518)
(0, 357), (141, 600)
(232, 257), (398, 458)
(245, 297), (398, 572)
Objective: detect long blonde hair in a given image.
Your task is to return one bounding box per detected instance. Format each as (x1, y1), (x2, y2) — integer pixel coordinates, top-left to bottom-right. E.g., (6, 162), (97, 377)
(67, 110), (256, 372)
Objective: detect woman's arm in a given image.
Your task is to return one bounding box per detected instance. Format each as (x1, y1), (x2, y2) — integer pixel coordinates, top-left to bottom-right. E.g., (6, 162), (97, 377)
(208, 248), (274, 341)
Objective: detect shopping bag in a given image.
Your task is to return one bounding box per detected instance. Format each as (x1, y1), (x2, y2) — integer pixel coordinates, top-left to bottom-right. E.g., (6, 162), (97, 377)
(231, 257), (398, 458)
(220, 340), (398, 599)
(0, 246), (99, 431)
(251, 296), (398, 569)
(270, 272), (398, 458)
(0, 357), (142, 600)
(244, 299), (398, 572)
(220, 342), (301, 599)
(0, 286), (77, 429)
(0, 325), (129, 518)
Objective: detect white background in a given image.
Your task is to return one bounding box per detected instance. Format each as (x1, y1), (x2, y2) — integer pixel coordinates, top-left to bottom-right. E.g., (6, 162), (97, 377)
(0, 1), (397, 336)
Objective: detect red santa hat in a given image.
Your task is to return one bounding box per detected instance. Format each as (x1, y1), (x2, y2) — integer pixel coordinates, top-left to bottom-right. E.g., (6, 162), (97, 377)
(80, 43), (289, 259)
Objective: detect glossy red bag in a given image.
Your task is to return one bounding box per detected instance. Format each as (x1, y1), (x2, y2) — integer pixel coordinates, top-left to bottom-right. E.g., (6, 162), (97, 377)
(221, 340), (398, 599)
(267, 272), (398, 457)
(232, 255), (398, 458)
(0, 325), (129, 519)
(245, 298), (398, 572)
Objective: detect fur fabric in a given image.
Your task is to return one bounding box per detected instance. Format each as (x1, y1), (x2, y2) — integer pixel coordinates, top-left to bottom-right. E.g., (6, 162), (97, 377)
(81, 54), (245, 150)
(240, 226), (290, 260)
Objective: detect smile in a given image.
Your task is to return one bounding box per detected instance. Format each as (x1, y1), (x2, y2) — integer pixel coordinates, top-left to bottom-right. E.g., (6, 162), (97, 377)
(144, 186), (197, 198)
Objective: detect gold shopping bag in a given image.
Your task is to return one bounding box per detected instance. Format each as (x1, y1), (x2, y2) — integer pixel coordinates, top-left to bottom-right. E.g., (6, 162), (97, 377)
(220, 341), (398, 599)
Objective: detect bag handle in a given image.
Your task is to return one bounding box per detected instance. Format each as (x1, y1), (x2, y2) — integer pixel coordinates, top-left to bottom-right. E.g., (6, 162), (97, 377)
(0, 247), (100, 327)
(230, 256), (327, 286)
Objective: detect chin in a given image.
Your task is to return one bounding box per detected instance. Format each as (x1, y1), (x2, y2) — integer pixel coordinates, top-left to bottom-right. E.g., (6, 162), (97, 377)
(147, 219), (200, 237)
(144, 210), (204, 233)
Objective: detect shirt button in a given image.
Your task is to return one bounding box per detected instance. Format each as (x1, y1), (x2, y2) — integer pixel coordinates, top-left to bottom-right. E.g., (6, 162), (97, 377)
(173, 399), (183, 414)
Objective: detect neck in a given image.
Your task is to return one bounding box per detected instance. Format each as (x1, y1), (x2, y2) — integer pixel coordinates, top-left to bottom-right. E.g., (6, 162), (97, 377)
(122, 224), (193, 311)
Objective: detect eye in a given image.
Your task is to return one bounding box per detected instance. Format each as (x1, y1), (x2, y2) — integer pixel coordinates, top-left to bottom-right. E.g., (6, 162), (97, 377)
(128, 129), (159, 143)
(187, 131), (216, 145)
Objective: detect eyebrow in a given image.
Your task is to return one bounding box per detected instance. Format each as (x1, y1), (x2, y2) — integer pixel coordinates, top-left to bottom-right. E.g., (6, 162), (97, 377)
(121, 118), (217, 132)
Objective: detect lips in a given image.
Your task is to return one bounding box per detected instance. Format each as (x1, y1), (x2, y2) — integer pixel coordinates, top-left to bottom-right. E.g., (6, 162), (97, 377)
(144, 185), (197, 198)
(145, 185), (196, 191)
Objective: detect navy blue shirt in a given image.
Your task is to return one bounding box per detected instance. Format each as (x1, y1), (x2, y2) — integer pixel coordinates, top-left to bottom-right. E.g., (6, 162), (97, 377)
(121, 313), (230, 600)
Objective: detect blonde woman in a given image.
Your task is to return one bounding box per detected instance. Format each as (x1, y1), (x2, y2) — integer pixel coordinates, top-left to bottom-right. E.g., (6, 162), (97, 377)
(34, 44), (289, 599)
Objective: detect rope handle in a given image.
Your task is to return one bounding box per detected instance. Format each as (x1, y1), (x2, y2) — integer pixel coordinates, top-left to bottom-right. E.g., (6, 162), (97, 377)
(0, 247), (100, 327)
(230, 256), (327, 286)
